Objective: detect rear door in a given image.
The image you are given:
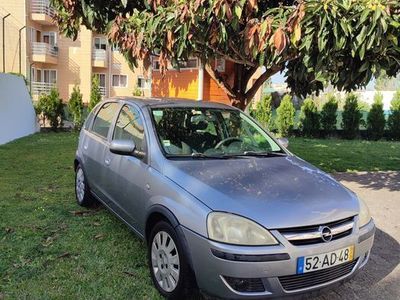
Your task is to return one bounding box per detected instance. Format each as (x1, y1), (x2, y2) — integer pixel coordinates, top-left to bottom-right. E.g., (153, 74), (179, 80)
(105, 104), (149, 230)
(81, 102), (120, 199)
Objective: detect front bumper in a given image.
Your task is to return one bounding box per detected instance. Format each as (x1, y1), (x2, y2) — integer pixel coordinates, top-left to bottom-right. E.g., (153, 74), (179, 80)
(181, 219), (375, 299)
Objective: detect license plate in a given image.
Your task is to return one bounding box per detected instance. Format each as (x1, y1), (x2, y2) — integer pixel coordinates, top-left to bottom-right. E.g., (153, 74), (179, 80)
(297, 246), (354, 274)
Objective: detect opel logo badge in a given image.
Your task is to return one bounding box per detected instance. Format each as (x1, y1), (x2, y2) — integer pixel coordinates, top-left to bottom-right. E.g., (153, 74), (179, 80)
(320, 226), (333, 242)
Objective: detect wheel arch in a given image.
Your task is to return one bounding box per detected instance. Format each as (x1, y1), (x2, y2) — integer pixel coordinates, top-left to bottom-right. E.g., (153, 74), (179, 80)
(145, 205), (195, 271)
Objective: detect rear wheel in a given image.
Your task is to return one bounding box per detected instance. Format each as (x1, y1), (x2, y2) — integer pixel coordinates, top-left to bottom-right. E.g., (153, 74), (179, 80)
(148, 221), (195, 299)
(75, 165), (95, 207)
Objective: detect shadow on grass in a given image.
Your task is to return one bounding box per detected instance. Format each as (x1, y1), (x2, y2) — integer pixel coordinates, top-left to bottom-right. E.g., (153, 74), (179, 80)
(333, 172), (400, 192)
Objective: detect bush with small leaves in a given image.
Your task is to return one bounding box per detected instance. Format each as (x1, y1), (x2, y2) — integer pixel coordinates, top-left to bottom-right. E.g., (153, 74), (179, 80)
(320, 95), (338, 137)
(300, 98), (320, 137)
(89, 76), (102, 111)
(68, 85), (84, 131)
(341, 93), (362, 139)
(35, 88), (64, 131)
(276, 94), (295, 137)
(366, 92), (386, 140)
(388, 90), (400, 140)
(250, 94), (273, 130)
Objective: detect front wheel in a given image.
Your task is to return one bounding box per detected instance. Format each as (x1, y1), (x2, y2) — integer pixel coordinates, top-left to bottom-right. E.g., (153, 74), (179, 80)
(148, 221), (195, 299)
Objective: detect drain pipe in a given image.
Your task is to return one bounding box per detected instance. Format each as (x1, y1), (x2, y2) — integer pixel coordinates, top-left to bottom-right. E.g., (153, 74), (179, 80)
(19, 25), (26, 74)
(2, 13), (11, 73)
(197, 61), (204, 101)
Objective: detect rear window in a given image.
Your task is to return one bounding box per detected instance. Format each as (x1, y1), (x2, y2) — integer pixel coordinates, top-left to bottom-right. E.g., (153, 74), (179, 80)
(91, 102), (119, 138)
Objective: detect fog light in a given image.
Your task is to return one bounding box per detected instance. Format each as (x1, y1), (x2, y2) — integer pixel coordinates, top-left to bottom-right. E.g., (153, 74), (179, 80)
(223, 276), (265, 293)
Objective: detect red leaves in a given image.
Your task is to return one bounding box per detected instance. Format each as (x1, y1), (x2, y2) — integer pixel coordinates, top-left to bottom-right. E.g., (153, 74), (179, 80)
(166, 30), (174, 52)
(272, 27), (288, 55)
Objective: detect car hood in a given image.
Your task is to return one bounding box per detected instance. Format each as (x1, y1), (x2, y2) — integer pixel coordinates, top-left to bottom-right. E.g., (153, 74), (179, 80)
(162, 155), (359, 229)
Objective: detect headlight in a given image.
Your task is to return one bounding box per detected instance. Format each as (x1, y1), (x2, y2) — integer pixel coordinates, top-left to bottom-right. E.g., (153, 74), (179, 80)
(358, 198), (371, 228)
(207, 212), (278, 246)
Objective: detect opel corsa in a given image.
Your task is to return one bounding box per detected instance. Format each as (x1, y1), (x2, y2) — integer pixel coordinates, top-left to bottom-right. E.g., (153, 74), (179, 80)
(74, 98), (375, 299)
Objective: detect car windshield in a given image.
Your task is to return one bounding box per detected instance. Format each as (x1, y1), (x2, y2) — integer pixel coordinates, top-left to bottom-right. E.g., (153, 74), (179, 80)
(151, 107), (284, 158)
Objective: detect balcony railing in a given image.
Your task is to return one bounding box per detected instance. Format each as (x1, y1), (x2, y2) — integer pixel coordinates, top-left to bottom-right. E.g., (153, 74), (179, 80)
(31, 0), (55, 17)
(31, 82), (55, 95)
(99, 86), (106, 97)
(32, 42), (58, 57)
(92, 49), (107, 61)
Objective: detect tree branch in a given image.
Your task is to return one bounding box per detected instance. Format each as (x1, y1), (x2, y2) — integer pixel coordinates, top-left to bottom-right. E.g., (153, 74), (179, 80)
(204, 64), (236, 98)
(244, 65), (283, 101)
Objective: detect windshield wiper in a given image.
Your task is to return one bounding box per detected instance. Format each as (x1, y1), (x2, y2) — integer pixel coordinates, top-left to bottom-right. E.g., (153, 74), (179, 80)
(239, 151), (287, 157)
(190, 152), (232, 159)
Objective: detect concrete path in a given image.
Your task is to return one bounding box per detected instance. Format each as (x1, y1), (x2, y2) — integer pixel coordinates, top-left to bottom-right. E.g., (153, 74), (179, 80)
(302, 172), (400, 300)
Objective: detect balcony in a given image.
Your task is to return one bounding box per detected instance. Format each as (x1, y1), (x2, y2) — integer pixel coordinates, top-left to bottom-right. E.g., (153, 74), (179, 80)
(31, 42), (58, 64)
(99, 86), (107, 97)
(31, 82), (56, 96)
(92, 49), (107, 68)
(31, 0), (55, 25)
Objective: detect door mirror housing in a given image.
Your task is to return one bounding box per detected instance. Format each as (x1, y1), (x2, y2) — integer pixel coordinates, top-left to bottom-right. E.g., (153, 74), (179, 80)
(277, 137), (289, 148)
(109, 140), (146, 159)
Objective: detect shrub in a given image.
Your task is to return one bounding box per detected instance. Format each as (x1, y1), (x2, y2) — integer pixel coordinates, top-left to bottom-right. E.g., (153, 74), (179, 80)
(276, 94), (295, 137)
(320, 95), (338, 137)
(300, 98), (320, 137)
(366, 92), (386, 140)
(388, 90), (400, 140)
(35, 88), (64, 131)
(133, 87), (142, 96)
(68, 85), (84, 131)
(341, 93), (362, 139)
(89, 75), (102, 111)
(251, 94), (273, 129)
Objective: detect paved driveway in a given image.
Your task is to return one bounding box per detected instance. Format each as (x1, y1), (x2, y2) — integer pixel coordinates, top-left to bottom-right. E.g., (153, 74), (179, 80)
(301, 172), (400, 300)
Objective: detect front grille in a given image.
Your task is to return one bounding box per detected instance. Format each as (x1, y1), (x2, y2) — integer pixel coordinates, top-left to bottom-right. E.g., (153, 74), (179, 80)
(223, 276), (265, 293)
(279, 259), (358, 291)
(279, 217), (354, 246)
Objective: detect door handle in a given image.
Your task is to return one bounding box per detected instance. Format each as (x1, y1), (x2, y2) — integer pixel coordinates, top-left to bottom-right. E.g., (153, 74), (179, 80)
(104, 158), (111, 166)
(83, 144), (88, 150)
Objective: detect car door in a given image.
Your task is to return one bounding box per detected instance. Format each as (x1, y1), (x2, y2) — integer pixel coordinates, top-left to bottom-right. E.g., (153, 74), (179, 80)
(81, 101), (120, 200)
(104, 104), (148, 230)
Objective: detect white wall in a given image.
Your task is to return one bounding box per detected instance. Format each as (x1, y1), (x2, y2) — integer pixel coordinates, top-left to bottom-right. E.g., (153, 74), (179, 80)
(0, 73), (39, 145)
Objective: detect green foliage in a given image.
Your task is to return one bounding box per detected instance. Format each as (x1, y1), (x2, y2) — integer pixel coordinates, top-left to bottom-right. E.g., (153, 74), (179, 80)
(300, 98), (320, 137)
(276, 94), (295, 137)
(68, 85), (84, 131)
(388, 90), (400, 140)
(52, 0), (400, 107)
(250, 94), (273, 129)
(341, 93), (362, 139)
(133, 87), (142, 97)
(320, 95), (338, 136)
(35, 89), (64, 131)
(89, 76), (102, 111)
(366, 93), (386, 140)
(375, 70), (400, 91)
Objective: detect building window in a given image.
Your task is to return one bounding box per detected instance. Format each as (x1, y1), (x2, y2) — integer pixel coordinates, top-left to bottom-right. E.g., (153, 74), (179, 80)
(43, 70), (57, 84)
(178, 58), (198, 69)
(43, 32), (57, 46)
(152, 60), (160, 71)
(112, 75), (128, 87)
(215, 58), (225, 72)
(94, 37), (107, 50)
(137, 77), (150, 89)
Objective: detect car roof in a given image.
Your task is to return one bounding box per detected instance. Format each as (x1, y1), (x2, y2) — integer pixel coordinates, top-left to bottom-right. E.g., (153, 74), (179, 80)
(106, 97), (236, 110)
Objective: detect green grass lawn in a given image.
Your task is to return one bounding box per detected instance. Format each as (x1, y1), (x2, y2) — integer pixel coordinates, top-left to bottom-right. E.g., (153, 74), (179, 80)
(0, 133), (399, 298)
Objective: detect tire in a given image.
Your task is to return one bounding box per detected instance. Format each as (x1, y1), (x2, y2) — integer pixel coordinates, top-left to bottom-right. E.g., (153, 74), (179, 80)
(75, 164), (95, 207)
(148, 221), (195, 299)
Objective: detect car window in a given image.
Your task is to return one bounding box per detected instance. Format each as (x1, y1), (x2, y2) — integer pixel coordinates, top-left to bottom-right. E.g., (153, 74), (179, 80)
(113, 105), (146, 152)
(92, 102), (119, 138)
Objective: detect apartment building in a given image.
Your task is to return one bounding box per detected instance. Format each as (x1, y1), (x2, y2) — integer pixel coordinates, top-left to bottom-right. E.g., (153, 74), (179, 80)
(0, 0), (150, 103)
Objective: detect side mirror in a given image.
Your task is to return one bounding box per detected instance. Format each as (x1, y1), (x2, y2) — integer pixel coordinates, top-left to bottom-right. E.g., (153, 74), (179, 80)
(277, 137), (289, 148)
(109, 140), (146, 159)
(110, 140), (136, 156)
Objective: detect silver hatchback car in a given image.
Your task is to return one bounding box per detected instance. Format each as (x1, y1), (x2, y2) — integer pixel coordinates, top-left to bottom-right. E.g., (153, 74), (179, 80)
(74, 98), (375, 299)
